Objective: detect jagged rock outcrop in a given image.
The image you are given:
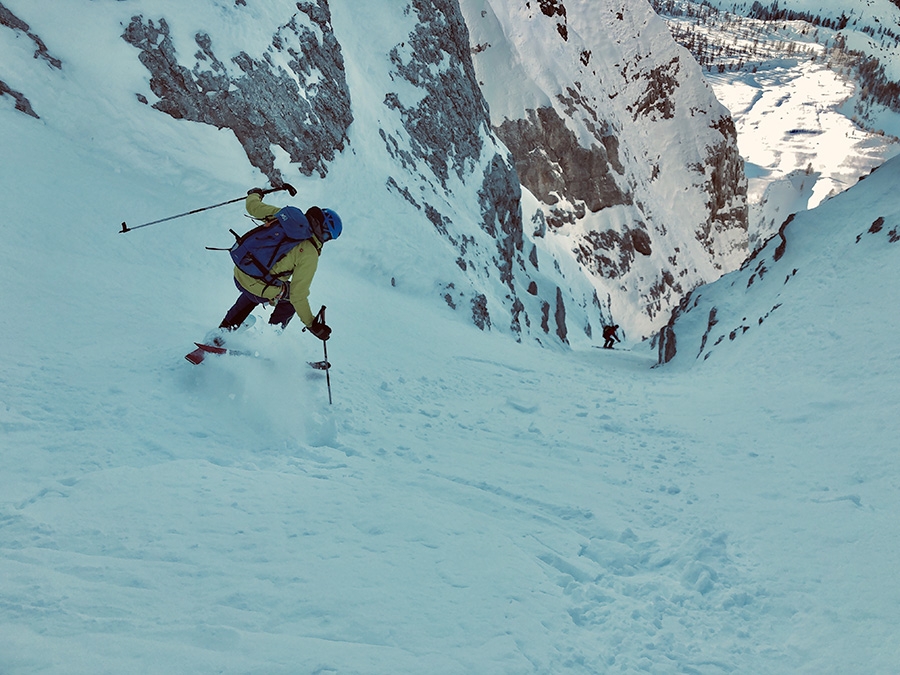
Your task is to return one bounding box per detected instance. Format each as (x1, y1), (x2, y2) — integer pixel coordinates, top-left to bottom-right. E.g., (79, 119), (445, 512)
(574, 223), (656, 279)
(478, 153), (525, 288)
(0, 79), (39, 118)
(538, 0), (569, 40)
(657, 323), (677, 364)
(383, 0), (490, 187)
(0, 1), (62, 118)
(0, 2), (62, 68)
(122, 2), (352, 184)
(495, 106), (630, 218)
(382, 0), (528, 298)
(699, 115), (749, 258)
(382, 0), (526, 297)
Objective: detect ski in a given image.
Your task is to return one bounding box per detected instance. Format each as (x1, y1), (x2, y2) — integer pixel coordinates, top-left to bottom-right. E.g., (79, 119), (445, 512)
(184, 343), (329, 369)
(185, 342), (256, 364)
(185, 345), (207, 365)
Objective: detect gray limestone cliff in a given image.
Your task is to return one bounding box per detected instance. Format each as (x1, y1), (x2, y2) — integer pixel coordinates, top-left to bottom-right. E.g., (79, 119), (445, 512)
(122, 2), (352, 185)
(382, 0), (564, 339)
(462, 0), (750, 338)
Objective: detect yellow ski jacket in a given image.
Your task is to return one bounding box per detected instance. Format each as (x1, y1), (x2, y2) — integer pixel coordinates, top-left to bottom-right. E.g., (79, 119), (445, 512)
(233, 193), (321, 327)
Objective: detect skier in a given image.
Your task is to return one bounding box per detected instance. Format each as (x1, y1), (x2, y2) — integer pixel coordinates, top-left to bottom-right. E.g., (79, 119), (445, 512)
(602, 324), (620, 349)
(217, 188), (342, 341)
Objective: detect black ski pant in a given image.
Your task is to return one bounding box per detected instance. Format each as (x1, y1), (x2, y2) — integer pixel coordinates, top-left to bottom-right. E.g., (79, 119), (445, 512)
(220, 279), (295, 331)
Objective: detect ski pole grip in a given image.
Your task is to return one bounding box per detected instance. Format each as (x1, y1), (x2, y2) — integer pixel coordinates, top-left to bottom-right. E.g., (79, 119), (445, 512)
(264, 183), (297, 197)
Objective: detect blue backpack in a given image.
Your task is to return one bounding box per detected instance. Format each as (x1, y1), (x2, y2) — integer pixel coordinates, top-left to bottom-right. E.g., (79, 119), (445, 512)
(229, 206), (315, 290)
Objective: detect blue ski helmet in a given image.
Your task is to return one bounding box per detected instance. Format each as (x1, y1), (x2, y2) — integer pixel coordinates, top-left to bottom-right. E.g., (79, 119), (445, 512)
(321, 208), (342, 241)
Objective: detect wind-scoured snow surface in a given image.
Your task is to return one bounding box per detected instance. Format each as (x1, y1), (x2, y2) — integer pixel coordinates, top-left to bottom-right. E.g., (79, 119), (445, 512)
(3, 3), (900, 675)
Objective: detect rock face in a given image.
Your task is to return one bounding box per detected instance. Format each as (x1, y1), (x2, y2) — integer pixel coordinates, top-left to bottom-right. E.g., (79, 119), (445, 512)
(122, 2), (352, 185)
(461, 0), (749, 337)
(379, 0), (593, 341)
(702, 116), (749, 257)
(383, 0), (490, 187)
(0, 79), (39, 118)
(382, 0), (524, 295)
(0, 2), (61, 69)
(496, 106), (630, 218)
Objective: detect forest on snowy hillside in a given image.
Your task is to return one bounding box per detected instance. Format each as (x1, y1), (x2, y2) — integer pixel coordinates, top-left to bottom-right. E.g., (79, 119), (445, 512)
(651, 0), (900, 115)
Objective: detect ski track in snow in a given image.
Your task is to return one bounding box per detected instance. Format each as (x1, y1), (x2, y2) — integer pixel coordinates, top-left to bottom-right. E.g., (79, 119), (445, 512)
(5, 297), (899, 673)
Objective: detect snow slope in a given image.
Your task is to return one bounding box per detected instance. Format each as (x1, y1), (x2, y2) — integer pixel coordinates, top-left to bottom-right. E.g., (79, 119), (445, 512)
(3, 2), (900, 674)
(4, 68), (900, 675)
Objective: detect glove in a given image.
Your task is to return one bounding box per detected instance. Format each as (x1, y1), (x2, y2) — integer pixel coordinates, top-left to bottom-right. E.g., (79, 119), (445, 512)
(247, 187), (267, 198)
(309, 319), (331, 341)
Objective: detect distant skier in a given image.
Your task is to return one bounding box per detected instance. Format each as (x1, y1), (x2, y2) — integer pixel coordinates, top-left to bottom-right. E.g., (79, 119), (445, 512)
(217, 188), (342, 341)
(602, 324), (620, 349)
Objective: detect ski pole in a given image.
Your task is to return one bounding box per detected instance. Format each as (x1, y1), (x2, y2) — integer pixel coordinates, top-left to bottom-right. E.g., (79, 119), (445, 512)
(119, 183), (297, 233)
(315, 305), (333, 405)
(323, 335), (332, 405)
